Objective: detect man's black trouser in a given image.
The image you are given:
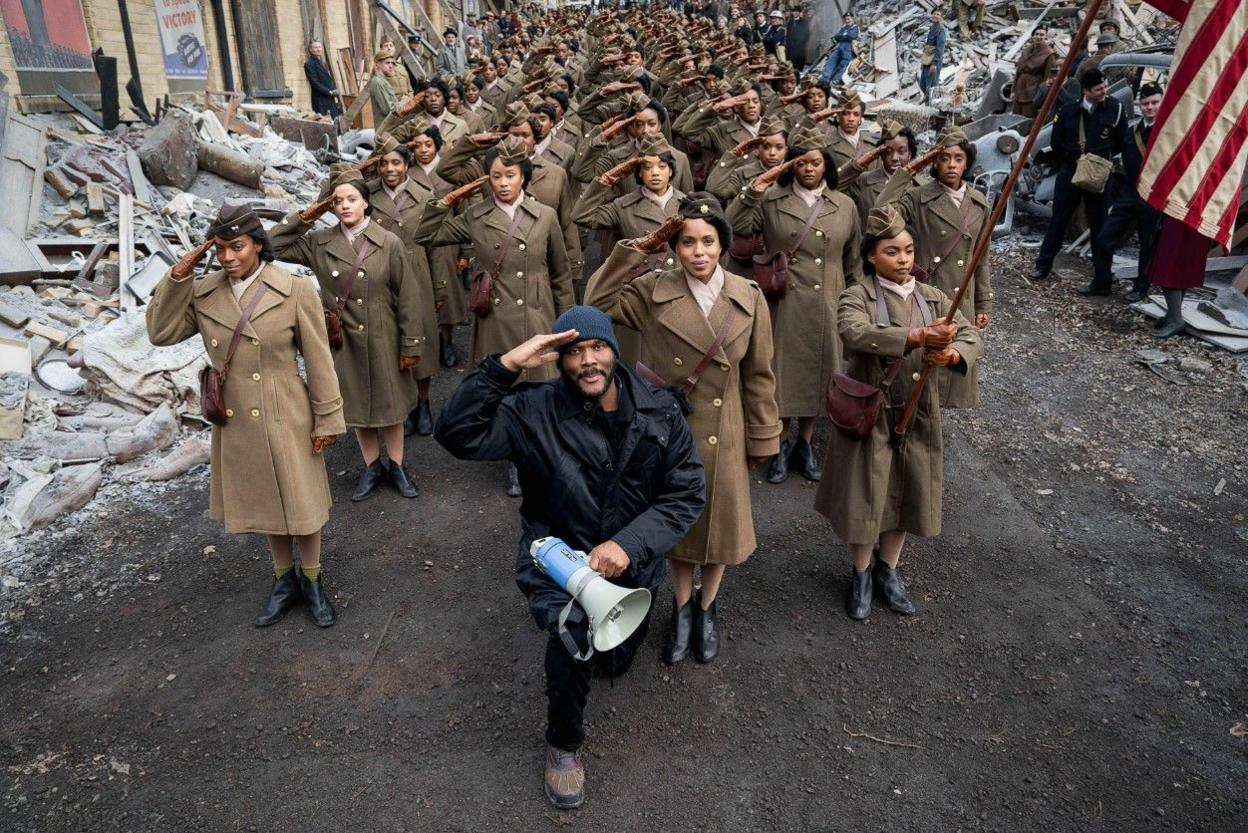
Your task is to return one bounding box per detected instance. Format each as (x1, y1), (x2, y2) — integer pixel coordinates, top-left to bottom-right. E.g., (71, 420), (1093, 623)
(545, 606), (653, 752)
(1091, 190), (1163, 292)
(1036, 165), (1111, 274)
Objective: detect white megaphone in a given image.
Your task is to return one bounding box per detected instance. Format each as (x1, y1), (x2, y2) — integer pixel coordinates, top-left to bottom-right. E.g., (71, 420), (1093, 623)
(531, 536), (652, 658)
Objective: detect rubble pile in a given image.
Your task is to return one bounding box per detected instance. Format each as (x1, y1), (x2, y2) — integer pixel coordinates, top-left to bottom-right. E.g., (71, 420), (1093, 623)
(0, 99), (335, 540)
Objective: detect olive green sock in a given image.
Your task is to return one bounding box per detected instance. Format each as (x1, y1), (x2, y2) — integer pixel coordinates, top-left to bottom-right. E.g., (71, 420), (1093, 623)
(301, 564), (321, 582)
(274, 564), (293, 580)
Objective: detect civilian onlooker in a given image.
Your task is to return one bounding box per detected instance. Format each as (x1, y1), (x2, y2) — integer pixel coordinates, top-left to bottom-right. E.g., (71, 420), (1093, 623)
(919, 11), (947, 106)
(304, 40), (341, 118)
(785, 5), (811, 73)
(822, 14), (858, 85)
(437, 29), (468, 77)
(1012, 26), (1055, 117)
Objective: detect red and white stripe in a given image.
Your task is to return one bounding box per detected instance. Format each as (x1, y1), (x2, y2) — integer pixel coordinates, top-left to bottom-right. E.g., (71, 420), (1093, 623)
(1138, 0), (1248, 247)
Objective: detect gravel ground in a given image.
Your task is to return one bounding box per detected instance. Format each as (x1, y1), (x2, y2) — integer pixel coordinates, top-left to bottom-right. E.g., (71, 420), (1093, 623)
(1, 247), (1245, 832)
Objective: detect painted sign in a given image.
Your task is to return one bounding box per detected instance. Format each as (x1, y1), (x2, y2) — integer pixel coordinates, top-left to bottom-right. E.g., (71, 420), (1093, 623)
(154, 0), (209, 79)
(0, 0), (93, 71)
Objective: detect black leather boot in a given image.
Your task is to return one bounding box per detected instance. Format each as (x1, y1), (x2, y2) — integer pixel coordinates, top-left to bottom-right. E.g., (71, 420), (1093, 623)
(387, 459), (419, 498)
(766, 437), (791, 484)
(662, 595), (694, 665)
(413, 399), (434, 436)
(297, 567), (335, 627)
(507, 462), (522, 498)
(351, 460), (386, 502)
(873, 560), (916, 615)
(254, 569), (300, 627)
(403, 411), (418, 437)
(692, 591), (720, 663)
(847, 568), (872, 620)
(440, 338), (459, 368)
(789, 437), (821, 482)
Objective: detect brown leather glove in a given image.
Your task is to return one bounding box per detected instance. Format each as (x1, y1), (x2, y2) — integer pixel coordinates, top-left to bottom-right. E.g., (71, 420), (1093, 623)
(300, 194), (336, 224)
(907, 321), (956, 350)
(311, 435), (337, 453)
(923, 346), (962, 368)
(441, 175), (489, 208)
(469, 131), (508, 146)
(601, 114), (638, 142)
(598, 156), (641, 186)
(751, 157), (797, 192)
(628, 215), (683, 254)
(399, 356), (421, 371)
(170, 238), (215, 280)
(730, 136), (765, 158)
(906, 146), (942, 175)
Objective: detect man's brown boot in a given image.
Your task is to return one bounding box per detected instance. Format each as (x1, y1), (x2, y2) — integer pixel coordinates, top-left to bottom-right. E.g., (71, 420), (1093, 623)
(544, 745), (585, 810)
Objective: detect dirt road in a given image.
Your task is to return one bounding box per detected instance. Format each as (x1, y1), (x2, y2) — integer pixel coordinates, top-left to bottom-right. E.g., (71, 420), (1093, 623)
(2, 255), (1244, 832)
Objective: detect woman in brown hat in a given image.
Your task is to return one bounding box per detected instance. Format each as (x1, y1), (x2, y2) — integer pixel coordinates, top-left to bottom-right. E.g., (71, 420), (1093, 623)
(727, 124), (862, 485)
(146, 204), (345, 627)
(826, 90), (878, 174)
(364, 136), (442, 437)
(875, 128), (992, 408)
(584, 193), (781, 665)
(271, 169), (431, 502)
(815, 205), (982, 620)
(412, 135), (575, 496)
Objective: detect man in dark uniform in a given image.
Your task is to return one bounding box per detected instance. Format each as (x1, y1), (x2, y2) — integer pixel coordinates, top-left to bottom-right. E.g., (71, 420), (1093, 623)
(761, 9), (788, 60)
(1080, 82), (1165, 300)
(434, 308), (705, 811)
(785, 5), (811, 72)
(1031, 69), (1130, 282)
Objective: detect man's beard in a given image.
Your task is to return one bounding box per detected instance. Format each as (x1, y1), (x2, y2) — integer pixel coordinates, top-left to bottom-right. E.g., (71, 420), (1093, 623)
(571, 359), (616, 399)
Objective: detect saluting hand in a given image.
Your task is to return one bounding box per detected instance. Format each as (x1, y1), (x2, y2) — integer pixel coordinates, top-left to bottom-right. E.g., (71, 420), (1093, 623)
(751, 157), (797, 192)
(627, 215), (683, 254)
(809, 106), (843, 124)
(731, 136), (765, 158)
(170, 237), (215, 280)
(441, 175), (489, 207)
(855, 145), (886, 169)
(600, 79), (641, 95)
(906, 146), (942, 175)
(396, 90), (427, 118)
(712, 94), (745, 113)
(300, 193), (336, 223)
(601, 114), (638, 142)
(598, 156), (642, 186)
(587, 540), (630, 579)
(470, 130), (508, 146)
(500, 329), (581, 372)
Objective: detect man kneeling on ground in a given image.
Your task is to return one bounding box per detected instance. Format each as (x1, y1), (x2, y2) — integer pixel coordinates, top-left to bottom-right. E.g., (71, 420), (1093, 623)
(434, 306), (705, 810)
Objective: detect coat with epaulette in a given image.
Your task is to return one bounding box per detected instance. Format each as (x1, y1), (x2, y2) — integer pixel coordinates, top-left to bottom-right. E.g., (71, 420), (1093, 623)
(727, 183), (862, 417)
(436, 134), (584, 271)
(570, 133), (695, 194)
(813, 278), (982, 543)
(270, 213), (430, 427)
(146, 264), (345, 535)
(827, 128), (878, 173)
(876, 168), (992, 408)
(413, 195), (574, 381)
(365, 176), (444, 381)
(409, 161), (468, 326)
(585, 242), (782, 566)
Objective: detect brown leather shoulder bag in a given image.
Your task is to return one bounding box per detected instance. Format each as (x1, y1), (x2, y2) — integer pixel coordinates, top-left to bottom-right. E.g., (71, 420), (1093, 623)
(201, 282), (270, 427)
(752, 196), (823, 298)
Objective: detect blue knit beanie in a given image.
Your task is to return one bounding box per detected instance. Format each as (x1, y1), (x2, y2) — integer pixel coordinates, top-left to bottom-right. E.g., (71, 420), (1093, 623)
(553, 305), (620, 357)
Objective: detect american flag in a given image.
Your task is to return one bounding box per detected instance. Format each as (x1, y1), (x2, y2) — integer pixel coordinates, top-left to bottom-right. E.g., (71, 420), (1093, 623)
(1136, 0), (1248, 247)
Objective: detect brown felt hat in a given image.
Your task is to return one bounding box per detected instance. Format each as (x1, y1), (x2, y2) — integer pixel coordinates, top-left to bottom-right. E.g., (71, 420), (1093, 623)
(374, 135), (402, 156)
(937, 125), (969, 147)
(759, 114), (786, 137)
(637, 132), (671, 155)
(207, 202), (263, 240)
(788, 125), (825, 152)
(864, 205), (907, 239)
(838, 89), (864, 111)
(503, 101), (531, 126)
(495, 135), (530, 165)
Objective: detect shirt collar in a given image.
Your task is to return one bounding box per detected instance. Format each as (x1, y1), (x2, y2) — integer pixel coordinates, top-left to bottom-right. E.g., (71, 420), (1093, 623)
(877, 275), (916, 300)
(420, 154), (440, 175)
(342, 216), (370, 244)
(792, 181), (823, 206)
(642, 186), (674, 209)
(533, 134), (552, 158)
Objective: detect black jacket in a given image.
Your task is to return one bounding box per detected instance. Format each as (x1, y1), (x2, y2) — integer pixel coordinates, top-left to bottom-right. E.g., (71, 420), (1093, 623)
(304, 58), (341, 118)
(435, 356), (706, 631)
(1050, 97), (1129, 167)
(786, 17), (810, 64)
(1122, 120), (1153, 193)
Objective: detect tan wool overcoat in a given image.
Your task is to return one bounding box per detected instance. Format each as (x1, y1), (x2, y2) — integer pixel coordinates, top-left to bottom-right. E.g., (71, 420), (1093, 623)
(270, 212), (430, 427)
(146, 264), (345, 535)
(413, 195), (574, 381)
(585, 242), (782, 566)
(814, 278), (982, 544)
(727, 183), (862, 417)
(876, 168), (993, 408)
(409, 162), (468, 326)
(365, 176), (442, 381)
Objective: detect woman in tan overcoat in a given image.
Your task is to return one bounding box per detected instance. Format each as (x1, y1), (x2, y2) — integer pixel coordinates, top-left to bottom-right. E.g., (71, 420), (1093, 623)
(271, 170), (431, 503)
(571, 131), (685, 363)
(146, 205), (345, 628)
(874, 127), (993, 408)
(585, 193), (781, 666)
(413, 135), (575, 496)
(814, 205), (983, 621)
(366, 136), (442, 438)
(726, 125), (862, 485)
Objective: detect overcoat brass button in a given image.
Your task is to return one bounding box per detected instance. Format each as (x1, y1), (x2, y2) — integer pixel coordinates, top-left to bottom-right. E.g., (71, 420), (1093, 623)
(252, 373), (260, 381)
(912, 372), (921, 381)
(356, 298), (363, 304)
(815, 230), (824, 237)
(493, 297), (500, 305)
(707, 435), (718, 445)
(250, 409), (260, 417)
(719, 362), (729, 372)
(331, 270), (339, 277)
(210, 338), (219, 347)
(674, 357), (684, 366)
(357, 324), (364, 331)
(813, 284), (821, 290)
(933, 256), (942, 264)
(516, 298), (524, 305)
(957, 259), (965, 267)
(814, 257), (822, 265)
(519, 243), (526, 250)
(225, 408), (234, 417)
(516, 271), (524, 277)
(357, 270), (365, 278)
(712, 398), (722, 407)
(666, 258), (674, 265)
(251, 338), (260, 346)
(940, 230), (947, 236)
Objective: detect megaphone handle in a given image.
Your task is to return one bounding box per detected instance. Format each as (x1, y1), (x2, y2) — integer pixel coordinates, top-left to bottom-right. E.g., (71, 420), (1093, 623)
(556, 598), (594, 662)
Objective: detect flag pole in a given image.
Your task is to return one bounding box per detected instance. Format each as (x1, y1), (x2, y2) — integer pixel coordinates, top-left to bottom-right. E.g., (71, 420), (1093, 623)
(894, 0), (1106, 437)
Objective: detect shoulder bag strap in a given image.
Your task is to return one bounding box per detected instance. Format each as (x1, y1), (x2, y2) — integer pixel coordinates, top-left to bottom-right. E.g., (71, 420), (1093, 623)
(222, 282), (270, 378)
(379, 190), (412, 231)
(786, 195), (826, 258)
(1078, 110), (1087, 153)
(681, 304), (737, 396)
(333, 238), (376, 314)
(929, 195), (979, 275)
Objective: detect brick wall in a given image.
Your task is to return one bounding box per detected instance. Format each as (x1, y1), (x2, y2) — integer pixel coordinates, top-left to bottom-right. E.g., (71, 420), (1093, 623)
(0, 0), (376, 113)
